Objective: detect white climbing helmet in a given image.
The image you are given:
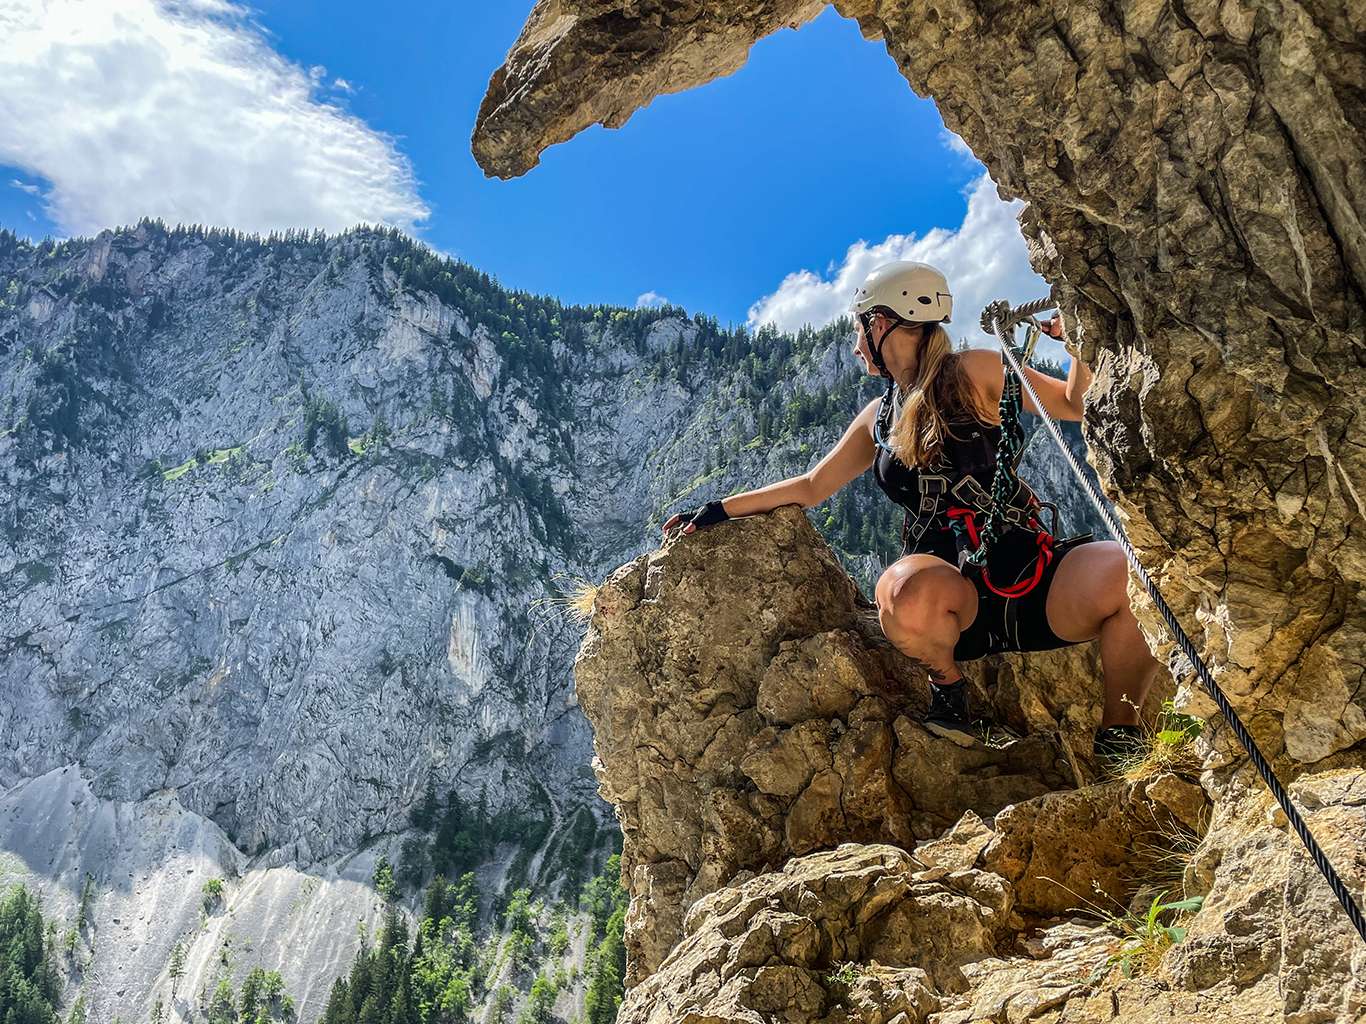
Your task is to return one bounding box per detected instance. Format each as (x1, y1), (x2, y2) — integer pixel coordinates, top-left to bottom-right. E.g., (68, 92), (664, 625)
(849, 261), (953, 324)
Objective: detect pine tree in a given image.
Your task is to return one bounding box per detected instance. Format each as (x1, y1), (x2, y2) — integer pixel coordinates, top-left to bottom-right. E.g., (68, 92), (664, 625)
(207, 980), (236, 1024)
(0, 885), (62, 1024)
(168, 942), (187, 996)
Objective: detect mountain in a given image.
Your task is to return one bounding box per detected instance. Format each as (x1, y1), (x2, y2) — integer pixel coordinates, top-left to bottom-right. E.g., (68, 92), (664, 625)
(0, 221), (940, 1022)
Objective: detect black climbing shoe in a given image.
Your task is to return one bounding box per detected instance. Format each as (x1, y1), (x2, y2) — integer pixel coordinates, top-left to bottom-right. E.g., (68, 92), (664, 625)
(924, 680), (976, 748)
(1093, 724), (1147, 774)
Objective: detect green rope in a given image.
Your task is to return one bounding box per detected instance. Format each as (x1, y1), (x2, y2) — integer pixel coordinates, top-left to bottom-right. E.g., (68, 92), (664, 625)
(963, 312), (1042, 566)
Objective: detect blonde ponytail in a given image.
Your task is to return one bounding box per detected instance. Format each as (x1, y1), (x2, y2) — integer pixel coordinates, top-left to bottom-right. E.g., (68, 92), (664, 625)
(889, 324), (984, 468)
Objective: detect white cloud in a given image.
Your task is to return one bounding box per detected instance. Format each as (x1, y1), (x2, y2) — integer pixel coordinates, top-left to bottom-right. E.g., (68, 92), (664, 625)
(0, 0), (429, 236)
(636, 290), (669, 309)
(747, 174), (1066, 359)
(10, 179), (40, 196)
(939, 129), (976, 163)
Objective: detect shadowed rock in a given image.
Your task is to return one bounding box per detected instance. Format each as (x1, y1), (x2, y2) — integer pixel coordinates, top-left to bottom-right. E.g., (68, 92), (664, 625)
(472, 0), (826, 179)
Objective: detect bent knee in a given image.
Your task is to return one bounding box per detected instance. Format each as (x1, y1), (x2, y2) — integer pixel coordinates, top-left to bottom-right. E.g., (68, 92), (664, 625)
(876, 560), (975, 634)
(1052, 541), (1130, 623)
(1089, 541), (1131, 606)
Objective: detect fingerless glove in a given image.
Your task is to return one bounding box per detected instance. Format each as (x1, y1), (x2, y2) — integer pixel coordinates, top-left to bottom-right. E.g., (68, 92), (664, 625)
(675, 499), (730, 530)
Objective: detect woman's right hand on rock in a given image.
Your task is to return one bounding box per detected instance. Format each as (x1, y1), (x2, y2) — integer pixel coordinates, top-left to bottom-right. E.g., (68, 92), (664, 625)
(664, 500), (730, 535)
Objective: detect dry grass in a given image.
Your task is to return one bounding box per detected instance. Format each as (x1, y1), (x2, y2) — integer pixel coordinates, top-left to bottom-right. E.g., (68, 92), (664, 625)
(529, 574), (601, 626)
(1132, 817), (1206, 902)
(1119, 737), (1204, 781)
(556, 576), (600, 622)
(1109, 699), (1205, 781)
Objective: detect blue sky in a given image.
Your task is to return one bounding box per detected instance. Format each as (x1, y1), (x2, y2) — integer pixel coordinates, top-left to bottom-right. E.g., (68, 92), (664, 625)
(0, 1), (1050, 339)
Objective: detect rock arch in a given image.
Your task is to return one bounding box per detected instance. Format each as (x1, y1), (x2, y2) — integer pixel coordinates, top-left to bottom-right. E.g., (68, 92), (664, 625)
(473, 0), (1366, 772)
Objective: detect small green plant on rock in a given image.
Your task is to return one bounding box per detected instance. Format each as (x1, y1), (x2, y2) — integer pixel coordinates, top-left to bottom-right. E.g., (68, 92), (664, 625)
(1094, 890), (1204, 979)
(1155, 700), (1203, 745)
(201, 878), (225, 915)
(1121, 700), (1205, 779)
(827, 962), (864, 987)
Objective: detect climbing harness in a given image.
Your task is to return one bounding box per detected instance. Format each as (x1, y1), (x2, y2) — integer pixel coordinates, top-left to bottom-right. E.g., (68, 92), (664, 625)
(947, 505), (1054, 597)
(945, 313), (1062, 596)
(983, 297), (1366, 947)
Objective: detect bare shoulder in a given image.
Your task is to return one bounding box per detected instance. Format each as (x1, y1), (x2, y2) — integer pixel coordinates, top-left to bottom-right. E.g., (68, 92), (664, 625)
(956, 347), (1004, 383)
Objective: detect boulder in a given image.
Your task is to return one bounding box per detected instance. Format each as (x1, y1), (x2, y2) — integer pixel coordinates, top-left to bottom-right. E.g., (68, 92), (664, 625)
(576, 508), (1085, 981)
(616, 844), (1002, 1024)
(983, 773), (1210, 917)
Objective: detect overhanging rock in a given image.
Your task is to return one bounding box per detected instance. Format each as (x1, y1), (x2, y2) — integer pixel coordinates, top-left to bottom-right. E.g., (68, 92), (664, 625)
(480, 0), (1366, 776)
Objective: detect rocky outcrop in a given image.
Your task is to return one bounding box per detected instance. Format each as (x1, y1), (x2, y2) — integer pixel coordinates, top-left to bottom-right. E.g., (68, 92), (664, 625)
(487, 5), (1366, 1015)
(617, 844), (994, 1024)
(475, 0), (1366, 786)
(576, 515), (1366, 1021)
(0, 767), (395, 1020)
(575, 508), (1112, 982)
(982, 774), (1209, 917)
(1168, 763), (1366, 1022)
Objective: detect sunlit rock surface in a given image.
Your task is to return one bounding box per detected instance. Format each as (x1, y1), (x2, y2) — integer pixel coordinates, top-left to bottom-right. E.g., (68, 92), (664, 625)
(575, 509), (1100, 982)
(577, 514), (1365, 1021)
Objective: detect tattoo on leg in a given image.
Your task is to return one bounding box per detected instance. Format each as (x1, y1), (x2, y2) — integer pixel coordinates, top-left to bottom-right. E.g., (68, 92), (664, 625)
(901, 655), (947, 684)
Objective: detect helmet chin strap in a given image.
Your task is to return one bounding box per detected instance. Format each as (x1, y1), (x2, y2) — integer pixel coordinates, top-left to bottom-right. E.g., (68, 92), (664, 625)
(864, 314), (903, 456)
(862, 313), (896, 380)
(865, 312), (923, 384)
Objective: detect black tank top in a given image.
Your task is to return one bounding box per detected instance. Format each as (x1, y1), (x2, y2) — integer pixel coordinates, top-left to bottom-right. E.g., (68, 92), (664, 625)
(872, 392), (1002, 562)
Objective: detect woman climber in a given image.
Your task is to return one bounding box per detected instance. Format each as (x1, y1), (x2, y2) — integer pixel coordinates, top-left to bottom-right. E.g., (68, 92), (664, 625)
(664, 261), (1157, 765)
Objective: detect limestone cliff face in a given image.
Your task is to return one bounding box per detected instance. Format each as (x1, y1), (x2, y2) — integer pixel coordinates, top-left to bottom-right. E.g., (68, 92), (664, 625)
(475, 0), (1366, 774)
(0, 224), (887, 1021)
(574, 516), (1366, 1022)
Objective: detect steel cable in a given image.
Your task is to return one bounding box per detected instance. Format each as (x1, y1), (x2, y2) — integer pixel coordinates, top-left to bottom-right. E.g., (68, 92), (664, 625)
(987, 299), (1366, 946)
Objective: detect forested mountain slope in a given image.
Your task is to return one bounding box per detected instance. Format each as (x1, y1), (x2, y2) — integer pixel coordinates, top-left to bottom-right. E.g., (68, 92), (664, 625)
(0, 222), (1098, 1022)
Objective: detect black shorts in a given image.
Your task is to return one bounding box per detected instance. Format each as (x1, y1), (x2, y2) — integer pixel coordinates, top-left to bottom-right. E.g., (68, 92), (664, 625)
(908, 527), (1094, 662)
(955, 532), (1094, 661)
